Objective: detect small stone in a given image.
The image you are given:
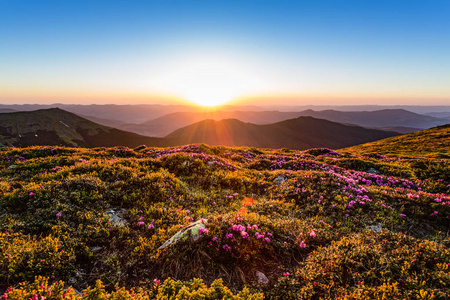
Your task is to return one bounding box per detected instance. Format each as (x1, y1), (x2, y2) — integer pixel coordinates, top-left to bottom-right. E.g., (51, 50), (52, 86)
(256, 271), (269, 284)
(105, 208), (128, 227)
(367, 168), (380, 174)
(367, 223), (382, 233)
(273, 175), (287, 185)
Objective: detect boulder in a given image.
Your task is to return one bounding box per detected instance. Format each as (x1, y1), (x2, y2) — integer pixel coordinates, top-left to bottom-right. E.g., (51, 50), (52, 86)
(105, 208), (127, 227)
(367, 223), (383, 233)
(158, 219), (207, 250)
(255, 271), (269, 284)
(367, 168), (380, 174)
(273, 175), (287, 185)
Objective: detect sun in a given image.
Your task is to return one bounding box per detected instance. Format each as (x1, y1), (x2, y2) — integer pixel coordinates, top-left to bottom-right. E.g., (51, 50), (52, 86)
(155, 56), (260, 107)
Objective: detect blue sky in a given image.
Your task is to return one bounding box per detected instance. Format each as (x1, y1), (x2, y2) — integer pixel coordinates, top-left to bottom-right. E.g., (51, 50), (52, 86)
(0, 0), (449, 105)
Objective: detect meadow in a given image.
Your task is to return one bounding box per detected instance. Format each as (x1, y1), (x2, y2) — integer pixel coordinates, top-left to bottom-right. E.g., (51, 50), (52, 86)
(0, 143), (449, 299)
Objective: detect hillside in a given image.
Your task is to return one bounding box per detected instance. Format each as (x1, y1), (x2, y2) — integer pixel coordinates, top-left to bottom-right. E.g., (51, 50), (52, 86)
(165, 117), (399, 150)
(0, 108), (166, 148)
(343, 124), (450, 158)
(0, 144), (448, 299)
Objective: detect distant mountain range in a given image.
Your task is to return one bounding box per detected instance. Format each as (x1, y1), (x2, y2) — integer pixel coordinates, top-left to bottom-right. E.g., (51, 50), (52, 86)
(0, 108), (400, 150)
(114, 109), (445, 137)
(1, 105), (449, 137)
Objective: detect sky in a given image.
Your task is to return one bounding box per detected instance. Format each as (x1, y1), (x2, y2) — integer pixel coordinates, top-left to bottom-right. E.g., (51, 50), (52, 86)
(0, 0), (449, 106)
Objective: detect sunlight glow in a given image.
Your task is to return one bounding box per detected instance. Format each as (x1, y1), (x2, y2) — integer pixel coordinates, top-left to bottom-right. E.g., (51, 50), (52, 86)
(155, 56), (262, 107)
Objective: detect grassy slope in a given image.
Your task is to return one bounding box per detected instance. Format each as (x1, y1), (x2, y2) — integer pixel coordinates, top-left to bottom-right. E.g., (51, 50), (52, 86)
(343, 124), (450, 158)
(0, 144), (449, 299)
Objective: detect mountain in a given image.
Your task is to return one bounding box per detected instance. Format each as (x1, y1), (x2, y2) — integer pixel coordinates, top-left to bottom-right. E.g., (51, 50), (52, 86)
(0, 108), (17, 113)
(343, 124), (450, 158)
(165, 117), (399, 150)
(0, 108), (166, 148)
(119, 110), (305, 137)
(122, 109), (442, 137)
(295, 109), (447, 129)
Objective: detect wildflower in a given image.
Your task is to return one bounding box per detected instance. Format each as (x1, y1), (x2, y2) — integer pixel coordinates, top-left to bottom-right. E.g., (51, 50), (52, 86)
(153, 279), (160, 285)
(139, 216), (143, 221)
(226, 233), (233, 239)
(199, 227), (208, 235)
(56, 212), (62, 218)
(137, 221), (145, 226)
(264, 237), (270, 242)
(212, 237), (218, 242)
(310, 231), (316, 237)
(242, 197), (254, 206)
(299, 241), (306, 248)
(29, 192), (34, 196)
(400, 214), (406, 217)
(283, 272), (290, 277)
(148, 224), (154, 229)
(241, 231), (249, 239)
(239, 207), (247, 215)
(433, 211), (438, 214)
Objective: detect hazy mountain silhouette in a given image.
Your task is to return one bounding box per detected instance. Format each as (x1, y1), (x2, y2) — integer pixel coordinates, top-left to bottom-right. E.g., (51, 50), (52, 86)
(0, 108), (17, 113)
(165, 117), (399, 150)
(296, 109), (446, 129)
(121, 109), (444, 137)
(0, 108), (166, 148)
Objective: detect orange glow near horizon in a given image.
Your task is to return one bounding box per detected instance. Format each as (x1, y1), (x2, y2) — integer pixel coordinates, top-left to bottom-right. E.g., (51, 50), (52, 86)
(1, 88), (449, 106)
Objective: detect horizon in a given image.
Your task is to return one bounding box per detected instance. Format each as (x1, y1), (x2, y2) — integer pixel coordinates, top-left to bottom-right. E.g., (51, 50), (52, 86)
(1, 0), (450, 106)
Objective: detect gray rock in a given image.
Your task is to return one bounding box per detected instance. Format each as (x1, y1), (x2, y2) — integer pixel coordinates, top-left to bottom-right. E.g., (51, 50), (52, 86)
(367, 168), (380, 174)
(63, 284), (82, 296)
(158, 219), (207, 250)
(105, 209), (128, 227)
(256, 271), (269, 284)
(8, 165), (17, 169)
(367, 223), (383, 233)
(273, 175), (287, 185)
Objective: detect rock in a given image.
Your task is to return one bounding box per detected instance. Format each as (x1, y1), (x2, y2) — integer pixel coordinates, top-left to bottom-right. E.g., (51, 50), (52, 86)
(158, 219), (207, 250)
(367, 223), (382, 233)
(367, 168), (380, 174)
(63, 284), (82, 296)
(255, 271), (269, 284)
(8, 165), (17, 169)
(89, 246), (102, 252)
(105, 209), (127, 227)
(273, 175), (287, 185)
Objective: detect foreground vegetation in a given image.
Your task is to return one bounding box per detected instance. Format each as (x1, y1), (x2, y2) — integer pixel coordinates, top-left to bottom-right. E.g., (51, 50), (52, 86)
(0, 143), (449, 299)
